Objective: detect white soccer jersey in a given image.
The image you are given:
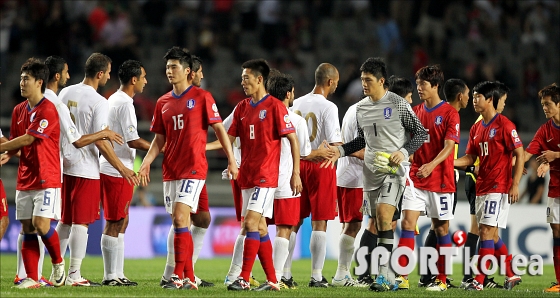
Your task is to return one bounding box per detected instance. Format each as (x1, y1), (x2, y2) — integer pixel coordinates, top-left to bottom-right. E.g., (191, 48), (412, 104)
(99, 90), (140, 177)
(276, 111), (312, 199)
(44, 89), (82, 145)
(336, 103), (363, 188)
(291, 93), (342, 149)
(59, 83), (109, 179)
(223, 107), (241, 167)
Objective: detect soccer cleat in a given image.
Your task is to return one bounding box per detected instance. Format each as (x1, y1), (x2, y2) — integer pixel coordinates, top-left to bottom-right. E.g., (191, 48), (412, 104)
(224, 275), (235, 286)
(50, 260), (66, 287)
(426, 279), (448, 292)
(308, 276), (329, 288)
(465, 279), (483, 291)
(418, 275), (434, 287)
(65, 275), (101, 287)
(161, 274), (183, 289)
(194, 275), (214, 287)
(331, 275), (369, 287)
(227, 277), (250, 291)
(181, 278), (198, 290)
(14, 278), (41, 289)
(280, 276), (298, 289)
(13, 275), (24, 285)
(460, 278), (473, 289)
(544, 282), (560, 293)
(446, 277), (458, 288)
(357, 275), (374, 286)
(38, 276), (53, 287)
(160, 276), (168, 287)
(251, 280), (280, 291)
(369, 275), (397, 292)
(249, 275), (260, 287)
(503, 275), (521, 290)
(102, 279), (125, 286)
(119, 277), (138, 286)
(483, 276), (503, 289)
(395, 275), (409, 290)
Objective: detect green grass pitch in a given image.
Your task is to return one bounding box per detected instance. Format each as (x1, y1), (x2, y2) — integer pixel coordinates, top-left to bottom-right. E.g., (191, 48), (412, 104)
(0, 254), (557, 297)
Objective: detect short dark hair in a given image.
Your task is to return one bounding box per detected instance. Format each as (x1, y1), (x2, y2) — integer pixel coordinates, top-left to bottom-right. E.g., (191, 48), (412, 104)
(192, 55), (202, 72)
(494, 81), (510, 99)
(538, 83), (560, 104)
(241, 59), (270, 81)
(360, 57), (388, 88)
(118, 60), (143, 85)
(85, 53), (112, 78)
(45, 55), (66, 83)
(443, 78), (468, 102)
(20, 58), (49, 93)
(415, 65), (444, 91)
(164, 46), (192, 70)
(388, 75), (413, 98)
(473, 81), (501, 109)
(267, 73), (295, 101)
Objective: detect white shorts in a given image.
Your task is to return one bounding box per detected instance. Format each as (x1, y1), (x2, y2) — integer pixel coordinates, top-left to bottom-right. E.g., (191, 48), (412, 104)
(476, 193), (510, 229)
(547, 197), (560, 224)
(363, 181), (404, 217)
(163, 179), (205, 214)
(402, 187), (454, 220)
(16, 188), (61, 220)
(241, 187), (275, 219)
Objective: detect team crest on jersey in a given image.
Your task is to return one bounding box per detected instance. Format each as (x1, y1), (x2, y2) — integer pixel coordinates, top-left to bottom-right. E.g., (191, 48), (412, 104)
(384, 107), (392, 119)
(211, 103), (218, 112)
(511, 129), (520, 143)
(128, 125), (136, 133)
(39, 119), (49, 128)
(68, 127), (76, 134)
(283, 114), (291, 123)
(259, 110), (267, 121)
(489, 128), (496, 138)
(435, 116), (443, 125)
(187, 99), (195, 109)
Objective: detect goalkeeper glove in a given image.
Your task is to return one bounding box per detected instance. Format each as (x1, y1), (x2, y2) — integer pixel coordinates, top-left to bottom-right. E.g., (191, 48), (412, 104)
(373, 151), (408, 176)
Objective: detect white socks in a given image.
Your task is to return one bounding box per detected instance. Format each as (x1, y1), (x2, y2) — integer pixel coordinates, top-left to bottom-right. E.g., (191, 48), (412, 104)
(310, 231), (326, 281)
(101, 234), (119, 280)
(162, 225), (175, 280)
(283, 232), (296, 279)
(116, 233), (125, 279)
(55, 222), (71, 258)
(334, 234), (355, 279)
(68, 225), (88, 279)
(16, 233), (45, 278)
(226, 234), (245, 279)
(273, 237), (290, 282)
(191, 225), (207, 265)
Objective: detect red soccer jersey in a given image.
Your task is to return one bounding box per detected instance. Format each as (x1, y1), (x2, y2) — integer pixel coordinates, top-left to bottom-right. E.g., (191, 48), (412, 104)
(228, 95), (295, 189)
(526, 119), (560, 198)
(466, 113), (523, 195)
(10, 98), (61, 190)
(411, 101), (460, 192)
(150, 86), (222, 181)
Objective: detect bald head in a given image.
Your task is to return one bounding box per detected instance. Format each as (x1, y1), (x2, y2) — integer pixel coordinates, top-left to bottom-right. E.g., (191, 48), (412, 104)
(314, 63), (339, 86)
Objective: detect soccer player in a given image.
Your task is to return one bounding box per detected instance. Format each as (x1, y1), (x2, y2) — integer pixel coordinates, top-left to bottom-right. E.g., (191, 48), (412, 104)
(99, 60), (151, 286)
(396, 65), (460, 292)
(56, 53), (139, 287)
(323, 57), (427, 292)
(523, 83), (560, 293)
(0, 58), (65, 288)
(226, 59), (302, 291)
(138, 47), (237, 290)
(388, 75), (414, 104)
(455, 81), (524, 291)
(0, 129), (9, 240)
(291, 63), (342, 287)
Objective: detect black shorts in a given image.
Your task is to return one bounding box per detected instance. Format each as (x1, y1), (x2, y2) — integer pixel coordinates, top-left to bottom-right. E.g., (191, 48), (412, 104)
(465, 173), (476, 215)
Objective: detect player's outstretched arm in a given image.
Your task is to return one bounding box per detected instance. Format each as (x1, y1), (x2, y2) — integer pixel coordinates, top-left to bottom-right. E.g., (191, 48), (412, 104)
(321, 124), (366, 168)
(417, 139), (455, 178)
(211, 123), (238, 180)
(96, 139), (139, 186)
(536, 150), (560, 164)
(537, 163), (550, 177)
(139, 133), (165, 186)
(454, 154), (476, 168)
(303, 140), (335, 161)
(286, 132), (302, 196)
(206, 139), (222, 151)
(73, 127), (124, 148)
(0, 134), (35, 152)
(509, 146), (525, 204)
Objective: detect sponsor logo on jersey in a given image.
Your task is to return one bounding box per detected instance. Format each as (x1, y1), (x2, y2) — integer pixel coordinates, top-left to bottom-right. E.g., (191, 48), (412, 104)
(69, 127), (76, 134)
(283, 114), (291, 123)
(212, 103), (218, 112)
(259, 110), (267, 121)
(39, 119), (49, 128)
(489, 128), (496, 138)
(128, 125), (136, 133)
(383, 107), (392, 119)
(511, 129), (521, 143)
(187, 99), (195, 109)
(435, 115), (443, 125)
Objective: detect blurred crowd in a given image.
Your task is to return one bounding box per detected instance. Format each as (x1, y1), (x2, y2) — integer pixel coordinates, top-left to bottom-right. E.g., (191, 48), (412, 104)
(1, 0), (559, 132)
